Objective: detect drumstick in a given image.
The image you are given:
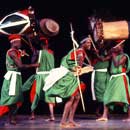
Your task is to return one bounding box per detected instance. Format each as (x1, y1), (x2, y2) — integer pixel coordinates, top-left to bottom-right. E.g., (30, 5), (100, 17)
(113, 40), (125, 48)
(70, 23), (85, 112)
(88, 34), (100, 57)
(88, 35), (97, 51)
(36, 50), (42, 72)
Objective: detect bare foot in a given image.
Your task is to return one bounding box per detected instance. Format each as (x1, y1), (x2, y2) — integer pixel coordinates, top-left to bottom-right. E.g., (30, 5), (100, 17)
(60, 122), (69, 128)
(4, 120), (16, 126)
(45, 117), (55, 122)
(123, 118), (130, 122)
(60, 122), (76, 128)
(29, 115), (35, 120)
(4, 122), (12, 126)
(10, 119), (17, 125)
(96, 117), (108, 122)
(68, 121), (80, 127)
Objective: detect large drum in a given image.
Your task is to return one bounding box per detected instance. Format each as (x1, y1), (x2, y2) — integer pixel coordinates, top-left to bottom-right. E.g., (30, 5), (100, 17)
(0, 7), (60, 37)
(0, 9), (31, 35)
(93, 20), (129, 42)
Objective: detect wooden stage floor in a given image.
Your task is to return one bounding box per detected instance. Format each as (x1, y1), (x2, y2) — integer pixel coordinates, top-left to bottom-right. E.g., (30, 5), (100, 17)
(0, 114), (130, 129)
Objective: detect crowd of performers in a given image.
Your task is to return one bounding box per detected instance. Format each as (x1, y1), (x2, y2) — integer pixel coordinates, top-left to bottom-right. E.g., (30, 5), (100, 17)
(0, 21), (130, 128)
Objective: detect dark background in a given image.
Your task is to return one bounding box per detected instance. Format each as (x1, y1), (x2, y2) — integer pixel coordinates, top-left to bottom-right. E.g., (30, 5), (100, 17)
(0, 0), (130, 115)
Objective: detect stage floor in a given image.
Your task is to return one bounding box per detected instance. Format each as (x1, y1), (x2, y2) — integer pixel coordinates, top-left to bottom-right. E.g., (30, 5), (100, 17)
(0, 114), (130, 130)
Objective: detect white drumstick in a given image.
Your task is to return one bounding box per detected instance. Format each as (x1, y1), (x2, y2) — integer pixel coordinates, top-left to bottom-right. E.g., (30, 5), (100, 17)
(88, 35), (97, 51)
(113, 40), (125, 48)
(36, 50), (42, 72)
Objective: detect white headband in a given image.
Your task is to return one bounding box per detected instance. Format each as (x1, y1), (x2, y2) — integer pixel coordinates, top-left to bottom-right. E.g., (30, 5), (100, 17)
(10, 38), (21, 43)
(80, 37), (90, 44)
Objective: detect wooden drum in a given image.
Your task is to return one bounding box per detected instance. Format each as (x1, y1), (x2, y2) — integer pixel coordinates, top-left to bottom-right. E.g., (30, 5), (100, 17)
(93, 20), (129, 42)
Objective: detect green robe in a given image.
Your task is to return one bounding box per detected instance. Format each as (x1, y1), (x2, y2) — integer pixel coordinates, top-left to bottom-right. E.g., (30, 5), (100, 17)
(104, 53), (130, 112)
(0, 49), (23, 106)
(45, 49), (85, 103)
(94, 61), (109, 102)
(22, 49), (54, 111)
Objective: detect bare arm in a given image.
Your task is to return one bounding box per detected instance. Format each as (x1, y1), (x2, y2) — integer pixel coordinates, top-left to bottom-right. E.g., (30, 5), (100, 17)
(10, 50), (39, 70)
(112, 53), (127, 67)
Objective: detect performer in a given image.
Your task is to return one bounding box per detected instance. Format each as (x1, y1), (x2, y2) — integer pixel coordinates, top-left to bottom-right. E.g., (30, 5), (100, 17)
(0, 34), (39, 125)
(91, 44), (110, 117)
(44, 37), (93, 128)
(96, 42), (130, 121)
(22, 36), (56, 121)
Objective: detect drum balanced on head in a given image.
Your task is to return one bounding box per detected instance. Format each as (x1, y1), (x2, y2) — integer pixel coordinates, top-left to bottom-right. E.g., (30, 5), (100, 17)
(93, 20), (129, 42)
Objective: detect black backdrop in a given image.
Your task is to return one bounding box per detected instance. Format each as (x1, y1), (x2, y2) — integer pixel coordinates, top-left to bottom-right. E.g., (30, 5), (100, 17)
(0, 0), (130, 115)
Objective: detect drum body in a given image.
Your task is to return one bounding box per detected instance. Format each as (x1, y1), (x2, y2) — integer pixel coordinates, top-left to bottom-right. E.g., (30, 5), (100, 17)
(0, 10), (31, 35)
(0, 10), (60, 37)
(94, 20), (129, 42)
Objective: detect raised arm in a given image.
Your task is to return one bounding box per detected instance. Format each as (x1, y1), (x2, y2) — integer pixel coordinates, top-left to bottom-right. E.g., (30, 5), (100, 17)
(112, 53), (127, 67)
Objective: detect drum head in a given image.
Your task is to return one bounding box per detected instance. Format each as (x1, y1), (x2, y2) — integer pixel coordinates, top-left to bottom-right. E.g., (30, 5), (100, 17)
(0, 12), (30, 35)
(40, 18), (59, 37)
